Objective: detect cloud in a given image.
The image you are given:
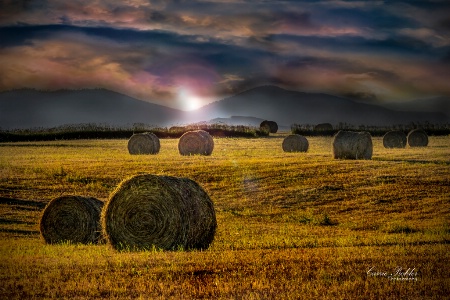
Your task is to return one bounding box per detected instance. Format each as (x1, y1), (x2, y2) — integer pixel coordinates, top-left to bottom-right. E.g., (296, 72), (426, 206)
(0, 25), (263, 105)
(1, 1), (450, 109)
(398, 28), (450, 48)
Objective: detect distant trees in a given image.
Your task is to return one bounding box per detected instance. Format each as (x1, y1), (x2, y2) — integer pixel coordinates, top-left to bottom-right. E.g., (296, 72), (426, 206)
(291, 122), (450, 136)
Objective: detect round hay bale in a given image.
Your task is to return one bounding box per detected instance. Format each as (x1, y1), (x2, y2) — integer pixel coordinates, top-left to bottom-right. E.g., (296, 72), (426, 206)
(268, 121), (278, 133)
(178, 130), (214, 156)
(383, 131), (407, 148)
(40, 195), (104, 244)
(332, 130), (373, 160)
(128, 132), (160, 155)
(260, 122), (271, 133)
(314, 123), (333, 131)
(102, 174), (217, 251)
(282, 134), (309, 152)
(407, 129), (428, 147)
(260, 120), (278, 133)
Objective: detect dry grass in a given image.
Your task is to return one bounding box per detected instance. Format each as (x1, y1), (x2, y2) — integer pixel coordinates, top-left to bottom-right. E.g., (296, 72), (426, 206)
(1, 134), (449, 298)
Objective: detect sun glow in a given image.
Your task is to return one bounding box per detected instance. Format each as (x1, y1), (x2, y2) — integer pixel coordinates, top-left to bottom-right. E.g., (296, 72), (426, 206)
(177, 88), (204, 111)
(185, 95), (203, 111)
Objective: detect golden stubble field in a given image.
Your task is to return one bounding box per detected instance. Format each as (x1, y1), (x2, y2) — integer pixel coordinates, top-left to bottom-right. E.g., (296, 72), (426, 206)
(1, 134), (449, 299)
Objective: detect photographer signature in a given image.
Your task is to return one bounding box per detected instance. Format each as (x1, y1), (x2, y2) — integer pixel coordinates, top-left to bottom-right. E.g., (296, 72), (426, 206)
(367, 266), (418, 281)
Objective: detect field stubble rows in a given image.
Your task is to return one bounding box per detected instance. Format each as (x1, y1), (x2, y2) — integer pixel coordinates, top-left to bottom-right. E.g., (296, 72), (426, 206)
(0, 134), (449, 299)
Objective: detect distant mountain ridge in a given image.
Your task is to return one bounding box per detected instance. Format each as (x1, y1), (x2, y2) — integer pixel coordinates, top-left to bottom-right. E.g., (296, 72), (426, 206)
(0, 89), (185, 129)
(382, 96), (450, 117)
(192, 85), (449, 127)
(0, 86), (448, 130)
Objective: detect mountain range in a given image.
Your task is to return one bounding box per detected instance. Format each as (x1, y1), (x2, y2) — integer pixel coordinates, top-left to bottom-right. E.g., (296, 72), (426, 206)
(0, 86), (448, 130)
(0, 89), (184, 129)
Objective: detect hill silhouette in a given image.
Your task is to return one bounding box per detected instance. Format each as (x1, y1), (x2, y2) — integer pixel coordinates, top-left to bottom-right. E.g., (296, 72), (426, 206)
(382, 96), (450, 118)
(1, 86), (448, 130)
(192, 85), (449, 127)
(0, 89), (185, 129)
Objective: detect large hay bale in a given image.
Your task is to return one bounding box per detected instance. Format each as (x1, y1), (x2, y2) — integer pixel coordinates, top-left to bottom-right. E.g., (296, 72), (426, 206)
(332, 130), (373, 160)
(40, 195), (104, 244)
(407, 129), (428, 147)
(178, 130), (214, 156)
(260, 120), (278, 133)
(102, 174), (217, 251)
(383, 131), (407, 148)
(314, 123), (333, 131)
(128, 132), (160, 155)
(282, 134), (309, 152)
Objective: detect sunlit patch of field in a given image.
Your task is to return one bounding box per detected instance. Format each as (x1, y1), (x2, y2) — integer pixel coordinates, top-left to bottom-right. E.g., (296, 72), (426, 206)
(1, 135), (449, 298)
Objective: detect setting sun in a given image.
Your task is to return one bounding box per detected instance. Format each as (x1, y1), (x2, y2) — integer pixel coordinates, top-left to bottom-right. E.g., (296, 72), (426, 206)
(184, 95), (203, 111)
(177, 88), (204, 111)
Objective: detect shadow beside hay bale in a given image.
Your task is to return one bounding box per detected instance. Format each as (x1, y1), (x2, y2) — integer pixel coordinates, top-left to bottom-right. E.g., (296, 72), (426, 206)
(40, 195), (104, 244)
(383, 131), (407, 148)
(178, 130), (214, 156)
(282, 134), (309, 152)
(332, 130), (373, 160)
(128, 132), (160, 155)
(407, 129), (428, 147)
(102, 174), (217, 251)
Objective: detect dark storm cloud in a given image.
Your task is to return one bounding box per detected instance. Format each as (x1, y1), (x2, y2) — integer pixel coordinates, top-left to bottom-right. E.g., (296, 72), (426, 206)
(66, 25), (272, 76)
(0, 24), (215, 54)
(1, 0), (450, 107)
(322, 5), (415, 30)
(0, 26), (37, 47)
(272, 33), (440, 59)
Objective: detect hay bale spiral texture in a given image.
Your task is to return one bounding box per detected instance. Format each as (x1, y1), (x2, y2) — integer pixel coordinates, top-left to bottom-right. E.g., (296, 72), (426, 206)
(383, 131), (407, 148)
(332, 130), (373, 160)
(102, 174), (217, 251)
(178, 130), (214, 156)
(282, 134), (309, 152)
(40, 195), (104, 244)
(128, 132), (160, 155)
(407, 129), (428, 147)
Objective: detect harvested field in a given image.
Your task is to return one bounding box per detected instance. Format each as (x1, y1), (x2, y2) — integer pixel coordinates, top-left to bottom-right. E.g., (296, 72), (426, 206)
(1, 134), (449, 298)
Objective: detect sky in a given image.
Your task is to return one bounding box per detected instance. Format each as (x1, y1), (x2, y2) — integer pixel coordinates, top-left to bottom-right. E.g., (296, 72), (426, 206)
(1, 0), (450, 111)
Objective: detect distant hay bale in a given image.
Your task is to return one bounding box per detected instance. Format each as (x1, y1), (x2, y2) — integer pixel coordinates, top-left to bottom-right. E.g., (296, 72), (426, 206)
(260, 120), (278, 133)
(407, 129), (428, 147)
(282, 134), (309, 152)
(383, 131), (407, 148)
(314, 123), (333, 131)
(178, 130), (214, 156)
(102, 174), (217, 251)
(128, 132), (160, 155)
(332, 130), (373, 160)
(268, 121), (278, 133)
(40, 195), (104, 244)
